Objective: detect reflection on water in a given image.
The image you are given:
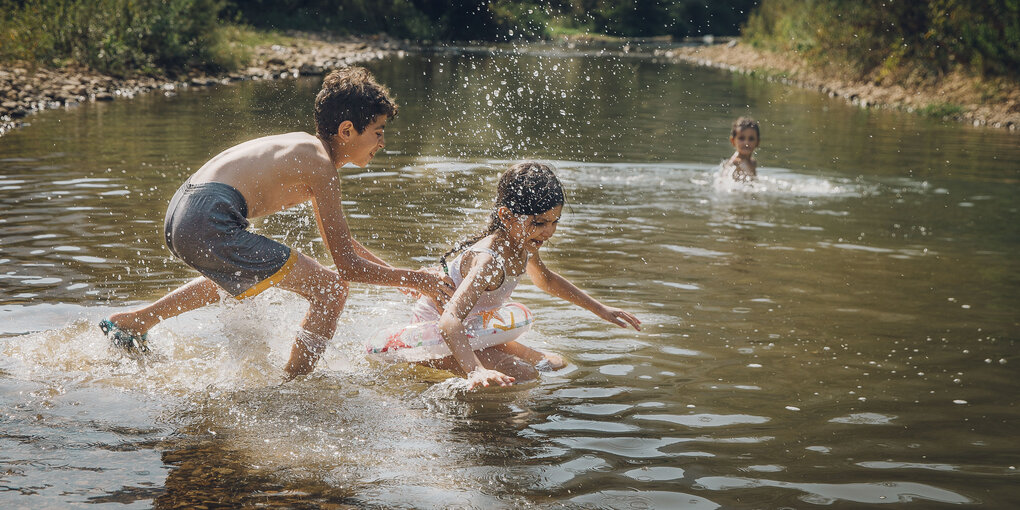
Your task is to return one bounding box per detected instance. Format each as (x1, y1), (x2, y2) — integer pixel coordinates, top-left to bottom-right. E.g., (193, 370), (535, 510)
(1, 44), (1018, 508)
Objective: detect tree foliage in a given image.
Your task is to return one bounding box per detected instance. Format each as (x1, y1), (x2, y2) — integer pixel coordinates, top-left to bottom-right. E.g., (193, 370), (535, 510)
(0, 0), (237, 75)
(224, 0), (757, 41)
(553, 0), (757, 38)
(743, 0), (1020, 81)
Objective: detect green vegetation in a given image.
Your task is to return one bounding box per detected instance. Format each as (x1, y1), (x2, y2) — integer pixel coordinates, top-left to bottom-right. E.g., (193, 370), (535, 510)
(918, 102), (965, 119)
(743, 0), (1020, 83)
(6, 0), (1015, 97)
(548, 0), (757, 39)
(0, 0), (241, 75)
(224, 1), (756, 41)
(2, 0), (758, 75)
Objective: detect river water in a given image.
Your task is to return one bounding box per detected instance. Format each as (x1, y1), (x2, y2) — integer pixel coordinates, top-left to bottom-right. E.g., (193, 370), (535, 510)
(1, 45), (1017, 509)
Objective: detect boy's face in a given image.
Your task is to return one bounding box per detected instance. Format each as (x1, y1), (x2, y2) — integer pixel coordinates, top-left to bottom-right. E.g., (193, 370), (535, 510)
(343, 115), (387, 167)
(730, 128), (759, 158)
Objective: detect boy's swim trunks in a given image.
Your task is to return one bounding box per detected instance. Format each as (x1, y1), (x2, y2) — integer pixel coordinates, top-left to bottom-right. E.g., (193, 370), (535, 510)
(164, 178), (297, 298)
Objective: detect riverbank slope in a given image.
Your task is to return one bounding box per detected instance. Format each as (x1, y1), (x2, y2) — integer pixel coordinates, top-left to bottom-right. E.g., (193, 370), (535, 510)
(662, 42), (1019, 131)
(0, 33), (402, 137)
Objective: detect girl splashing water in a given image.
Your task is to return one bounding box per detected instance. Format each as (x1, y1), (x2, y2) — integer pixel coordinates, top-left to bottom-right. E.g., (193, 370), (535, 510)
(376, 162), (641, 389)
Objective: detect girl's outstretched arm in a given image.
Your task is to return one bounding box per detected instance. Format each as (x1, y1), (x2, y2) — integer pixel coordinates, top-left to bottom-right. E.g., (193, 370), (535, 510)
(526, 253), (641, 331)
(438, 253), (516, 389)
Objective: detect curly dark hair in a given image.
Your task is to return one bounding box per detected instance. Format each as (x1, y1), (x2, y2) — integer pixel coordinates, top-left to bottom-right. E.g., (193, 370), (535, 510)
(314, 67), (398, 139)
(731, 116), (760, 139)
(441, 162), (565, 272)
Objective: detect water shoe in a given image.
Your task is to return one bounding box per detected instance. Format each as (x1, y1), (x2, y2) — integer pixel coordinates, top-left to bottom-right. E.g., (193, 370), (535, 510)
(99, 319), (150, 353)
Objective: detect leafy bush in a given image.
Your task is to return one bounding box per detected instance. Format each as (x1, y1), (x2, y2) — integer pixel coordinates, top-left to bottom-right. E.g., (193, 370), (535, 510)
(743, 0), (1020, 81)
(0, 0), (238, 75)
(548, 0), (757, 39)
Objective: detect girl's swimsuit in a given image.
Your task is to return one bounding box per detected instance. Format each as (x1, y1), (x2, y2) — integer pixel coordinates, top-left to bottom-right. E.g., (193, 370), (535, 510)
(164, 178), (297, 298)
(412, 245), (526, 322)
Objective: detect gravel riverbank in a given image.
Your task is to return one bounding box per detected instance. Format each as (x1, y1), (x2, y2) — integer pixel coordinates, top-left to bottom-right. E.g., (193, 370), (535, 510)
(5, 35), (1017, 136)
(660, 42), (1019, 132)
(0, 33), (404, 137)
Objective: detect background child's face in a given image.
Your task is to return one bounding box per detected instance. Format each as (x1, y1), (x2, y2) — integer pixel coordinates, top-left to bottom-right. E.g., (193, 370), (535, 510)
(730, 128), (760, 157)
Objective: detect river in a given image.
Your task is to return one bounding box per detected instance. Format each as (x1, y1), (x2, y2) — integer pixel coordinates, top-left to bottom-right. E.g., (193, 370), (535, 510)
(1, 44), (1017, 508)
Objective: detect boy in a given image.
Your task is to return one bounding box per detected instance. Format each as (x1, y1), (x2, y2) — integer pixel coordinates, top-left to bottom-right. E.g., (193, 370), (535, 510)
(99, 67), (453, 379)
(726, 116), (760, 182)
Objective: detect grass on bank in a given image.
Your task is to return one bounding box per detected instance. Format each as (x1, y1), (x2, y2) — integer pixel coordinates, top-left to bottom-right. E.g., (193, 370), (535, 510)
(918, 102), (966, 119)
(0, 0), (247, 76)
(742, 0), (1020, 86)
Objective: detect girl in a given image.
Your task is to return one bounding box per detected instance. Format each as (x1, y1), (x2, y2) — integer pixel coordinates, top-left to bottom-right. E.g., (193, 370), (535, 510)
(412, 162), (641, 389)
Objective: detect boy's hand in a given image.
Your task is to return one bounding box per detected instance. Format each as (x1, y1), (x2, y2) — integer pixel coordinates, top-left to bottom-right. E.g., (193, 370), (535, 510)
(466, 368), (515, 390)
(398, 266), (448, 299)
(415, 269), (455, 305)
(598, 306), (642, 331)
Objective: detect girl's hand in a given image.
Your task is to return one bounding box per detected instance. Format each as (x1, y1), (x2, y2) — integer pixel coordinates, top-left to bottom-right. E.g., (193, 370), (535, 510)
(598, 306), (642, 331)
(466, 368), (515, 390)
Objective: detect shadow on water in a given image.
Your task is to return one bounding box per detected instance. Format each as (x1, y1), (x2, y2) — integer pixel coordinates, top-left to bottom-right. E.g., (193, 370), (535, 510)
(2, 44), (1018, 508)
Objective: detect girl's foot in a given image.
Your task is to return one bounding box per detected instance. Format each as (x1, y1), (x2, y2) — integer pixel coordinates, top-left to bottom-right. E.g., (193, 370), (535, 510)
(535, 353), (566, 371)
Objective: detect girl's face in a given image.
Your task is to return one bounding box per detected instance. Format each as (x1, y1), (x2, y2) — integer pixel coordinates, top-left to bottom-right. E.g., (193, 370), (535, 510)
(502, 205), (562, 254)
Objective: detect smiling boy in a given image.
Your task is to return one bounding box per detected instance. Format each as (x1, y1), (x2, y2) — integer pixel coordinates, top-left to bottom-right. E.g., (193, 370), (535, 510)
(100, 67), (452, 379)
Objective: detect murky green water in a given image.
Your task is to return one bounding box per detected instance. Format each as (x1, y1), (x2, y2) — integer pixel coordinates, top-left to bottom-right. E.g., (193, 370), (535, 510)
(2, 44), (1018, 508)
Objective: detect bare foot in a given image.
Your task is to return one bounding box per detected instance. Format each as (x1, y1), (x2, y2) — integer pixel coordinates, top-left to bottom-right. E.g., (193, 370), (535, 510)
(536, 352), (566, 371)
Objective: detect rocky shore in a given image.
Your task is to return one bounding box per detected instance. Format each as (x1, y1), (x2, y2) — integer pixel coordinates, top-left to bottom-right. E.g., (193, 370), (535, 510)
(0, 33), (405, 137)
(660, 42), (1019, 132)
(6, 34), (1017, 136)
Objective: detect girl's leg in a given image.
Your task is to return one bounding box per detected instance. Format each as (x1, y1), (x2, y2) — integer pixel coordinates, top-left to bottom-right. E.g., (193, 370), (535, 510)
(478, 347), (539, 382)
(108, 277), (223, 336)
(493, 340), (565, 369)
(420, 346), (540, 382)
(276, 252), (349, 379)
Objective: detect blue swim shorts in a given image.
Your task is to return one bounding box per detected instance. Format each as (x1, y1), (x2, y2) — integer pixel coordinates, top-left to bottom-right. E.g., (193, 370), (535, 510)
(164, 178), (297, 298)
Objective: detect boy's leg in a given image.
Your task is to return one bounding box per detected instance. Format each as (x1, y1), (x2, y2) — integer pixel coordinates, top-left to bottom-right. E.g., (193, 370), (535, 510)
(107, 277), (223, 336)
(276, 252), (349, 379)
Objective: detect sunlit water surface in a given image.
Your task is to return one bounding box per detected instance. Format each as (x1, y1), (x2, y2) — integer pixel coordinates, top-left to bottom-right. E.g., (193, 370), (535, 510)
(1, 44), (1018, 509)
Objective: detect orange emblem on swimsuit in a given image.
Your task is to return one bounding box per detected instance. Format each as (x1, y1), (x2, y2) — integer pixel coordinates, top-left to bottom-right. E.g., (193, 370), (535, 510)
(480, 308), (501, 328)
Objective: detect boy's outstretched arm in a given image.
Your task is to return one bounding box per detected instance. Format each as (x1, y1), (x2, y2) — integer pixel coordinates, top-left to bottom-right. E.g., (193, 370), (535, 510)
(350, 237), (391, 266)
(310, 167), (452, 301)
(526, 254), (641, 331)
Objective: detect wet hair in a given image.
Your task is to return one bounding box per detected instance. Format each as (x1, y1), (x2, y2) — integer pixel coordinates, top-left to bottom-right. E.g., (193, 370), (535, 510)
(730, 116), (760, 139)
(440, 162), (565, 273)
(314, 67), (398, 139)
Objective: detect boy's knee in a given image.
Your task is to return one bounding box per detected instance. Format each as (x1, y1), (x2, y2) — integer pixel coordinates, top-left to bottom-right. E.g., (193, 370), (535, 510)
(309, 274), (347, 313)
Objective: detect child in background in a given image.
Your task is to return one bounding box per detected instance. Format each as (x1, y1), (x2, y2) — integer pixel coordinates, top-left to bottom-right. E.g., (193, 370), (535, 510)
(410, 162), (641, 390)
(99, 67), (453, 380)
(725, 116), (760, 182)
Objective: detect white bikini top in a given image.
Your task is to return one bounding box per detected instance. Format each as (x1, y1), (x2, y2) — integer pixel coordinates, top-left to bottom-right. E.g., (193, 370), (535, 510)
(447, 245), (527, 313)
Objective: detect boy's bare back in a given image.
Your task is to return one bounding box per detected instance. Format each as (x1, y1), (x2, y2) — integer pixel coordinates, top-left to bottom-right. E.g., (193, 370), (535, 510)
(190, 132), (334, 219)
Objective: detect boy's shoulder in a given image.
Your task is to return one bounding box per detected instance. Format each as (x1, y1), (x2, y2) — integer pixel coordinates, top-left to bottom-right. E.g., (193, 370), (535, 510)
(263, 131), (327, 153)
(253, 132), (335, 170)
